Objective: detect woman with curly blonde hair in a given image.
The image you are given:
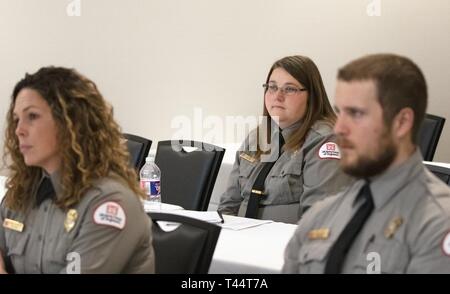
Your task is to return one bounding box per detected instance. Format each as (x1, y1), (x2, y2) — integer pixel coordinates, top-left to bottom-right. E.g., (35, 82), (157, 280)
(0, 67), (154, 274)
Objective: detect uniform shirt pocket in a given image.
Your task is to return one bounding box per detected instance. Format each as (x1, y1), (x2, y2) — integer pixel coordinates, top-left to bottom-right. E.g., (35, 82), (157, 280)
(45, 239), (70, 273)
(297, 241), (332, 274)
(7, 232), (30, 274)
(238, 158), (257, 193)
(272, 161), (303, 204)
(43, 217), (73, 273)
(351, 238), (409, 274)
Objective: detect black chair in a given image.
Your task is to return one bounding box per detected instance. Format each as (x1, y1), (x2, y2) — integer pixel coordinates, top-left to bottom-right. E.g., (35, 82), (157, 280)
(155, 140), (225, 211)
(418, 114), (445, 161)
(425, 163), (450, 186)
(123, 133), (152, 171)
(148, 212), (221, 274)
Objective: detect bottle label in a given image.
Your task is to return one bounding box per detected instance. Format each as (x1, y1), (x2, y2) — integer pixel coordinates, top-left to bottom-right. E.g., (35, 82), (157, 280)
(140, 179), (161, 197)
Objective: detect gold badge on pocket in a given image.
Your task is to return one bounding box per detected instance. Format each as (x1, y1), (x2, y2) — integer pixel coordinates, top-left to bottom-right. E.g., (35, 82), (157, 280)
(308, 228), (330, 240)
(239, 153), (255, 163)
(64, 209), (78, 233)
(384, 217), (403, 239)
(3, 218), (24, 232)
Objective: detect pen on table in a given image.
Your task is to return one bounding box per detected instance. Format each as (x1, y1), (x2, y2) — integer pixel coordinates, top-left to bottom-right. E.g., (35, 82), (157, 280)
(217, 210), (225, 223)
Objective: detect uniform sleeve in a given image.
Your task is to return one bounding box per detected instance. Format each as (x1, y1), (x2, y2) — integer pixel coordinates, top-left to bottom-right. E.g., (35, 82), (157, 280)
(407, 204), (450, 273)
(217, 150), (243, 215)
(0, 205), (6, 271)
(62, 193), (154, 274)
(0, 204), (14, 274)
(299, 133), (352, 216)
(282, 225), (303, 273)
(281, 198), (329, 274)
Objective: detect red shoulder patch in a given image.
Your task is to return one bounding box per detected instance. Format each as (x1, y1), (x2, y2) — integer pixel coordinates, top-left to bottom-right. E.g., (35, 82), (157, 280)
(93, 201), (126, 230)
(318, 142), (340, 159)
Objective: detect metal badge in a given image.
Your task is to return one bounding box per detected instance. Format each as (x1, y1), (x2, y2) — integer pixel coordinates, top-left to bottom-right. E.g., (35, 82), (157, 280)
(384, 217), (403, 239)
(3, 218), (24, 232)
(308, 228), (330, 240)
(64, 209), (78, 233)
(239, 153), (255, 163)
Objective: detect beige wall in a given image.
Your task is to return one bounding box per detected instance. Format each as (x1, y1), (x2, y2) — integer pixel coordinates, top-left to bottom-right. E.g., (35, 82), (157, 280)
(1, 0), (449, 172)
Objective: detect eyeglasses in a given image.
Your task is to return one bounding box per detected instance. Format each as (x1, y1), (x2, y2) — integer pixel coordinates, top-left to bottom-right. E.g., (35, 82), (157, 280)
(262, 83), (307, 96)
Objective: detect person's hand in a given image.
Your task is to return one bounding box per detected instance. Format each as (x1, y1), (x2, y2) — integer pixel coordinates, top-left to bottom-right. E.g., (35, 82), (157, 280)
(0, 252), (7, 274)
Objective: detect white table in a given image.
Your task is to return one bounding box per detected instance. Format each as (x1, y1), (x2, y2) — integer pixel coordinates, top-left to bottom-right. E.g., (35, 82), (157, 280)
(209, 215), (297, 274)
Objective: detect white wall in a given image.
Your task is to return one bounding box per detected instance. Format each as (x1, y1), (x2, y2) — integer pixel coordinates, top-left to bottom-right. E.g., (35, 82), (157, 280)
(1, 0), (449, 175)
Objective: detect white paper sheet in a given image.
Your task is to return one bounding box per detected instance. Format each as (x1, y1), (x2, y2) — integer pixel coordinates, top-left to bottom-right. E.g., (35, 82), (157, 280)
(220, 215), (273, 230)
(143, 201), (184, 212)
(162, 210), (224, 224)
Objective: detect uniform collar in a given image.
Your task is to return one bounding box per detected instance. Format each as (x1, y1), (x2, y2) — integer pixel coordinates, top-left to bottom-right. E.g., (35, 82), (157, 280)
(37, 169), (63, 201)
(279, 119), (302, 142)
(49, 170), (64, 200)
(353, 148), (424, 210)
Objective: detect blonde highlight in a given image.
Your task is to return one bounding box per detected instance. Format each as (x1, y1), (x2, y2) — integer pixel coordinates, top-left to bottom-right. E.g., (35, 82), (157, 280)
(2, 67), (145, 212)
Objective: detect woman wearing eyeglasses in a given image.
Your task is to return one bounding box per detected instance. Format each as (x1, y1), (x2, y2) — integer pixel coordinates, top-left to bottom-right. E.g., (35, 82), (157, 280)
(218, 55), (352, 224)
(0, 67), (154, 273)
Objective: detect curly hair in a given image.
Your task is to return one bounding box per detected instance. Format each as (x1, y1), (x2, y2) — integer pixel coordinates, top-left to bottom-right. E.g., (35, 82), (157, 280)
(2, 66), (145, 212)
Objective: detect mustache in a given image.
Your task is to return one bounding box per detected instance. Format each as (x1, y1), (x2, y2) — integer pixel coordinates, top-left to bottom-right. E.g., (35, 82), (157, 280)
(336, 136), (354, 149)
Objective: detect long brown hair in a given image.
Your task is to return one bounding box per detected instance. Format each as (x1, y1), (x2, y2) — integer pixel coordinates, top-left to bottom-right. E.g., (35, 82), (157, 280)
(255, 55), (336, 158)
(2, 66), (145, 212)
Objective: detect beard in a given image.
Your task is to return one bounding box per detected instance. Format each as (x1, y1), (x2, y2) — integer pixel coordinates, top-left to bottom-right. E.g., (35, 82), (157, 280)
(339, 131), (397, 179)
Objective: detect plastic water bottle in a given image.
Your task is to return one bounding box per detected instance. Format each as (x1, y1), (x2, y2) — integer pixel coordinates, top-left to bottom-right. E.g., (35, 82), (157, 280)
(140, 156), (161, 209)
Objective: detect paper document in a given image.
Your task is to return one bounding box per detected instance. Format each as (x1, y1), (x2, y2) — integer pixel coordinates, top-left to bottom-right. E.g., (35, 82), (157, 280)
(163, 210), (224, 224)
(143, 201), (184, 212)
(220, 216), (273, 230)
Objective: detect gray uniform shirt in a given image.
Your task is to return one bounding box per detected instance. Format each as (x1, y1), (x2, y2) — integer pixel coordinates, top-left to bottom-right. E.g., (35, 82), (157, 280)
(283, 149), (450, 273)
(0, 172), (154, 274)
(218, 120), (352, 224)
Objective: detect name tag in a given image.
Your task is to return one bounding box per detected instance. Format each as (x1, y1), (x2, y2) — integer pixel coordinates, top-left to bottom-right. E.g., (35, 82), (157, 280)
(3, 218), (24, 232)
(239, 153), (255, 163)
(308, 228), (330, 240)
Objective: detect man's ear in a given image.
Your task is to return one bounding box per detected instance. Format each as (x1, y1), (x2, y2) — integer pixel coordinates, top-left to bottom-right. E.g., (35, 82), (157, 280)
(392, 107), (414, 139)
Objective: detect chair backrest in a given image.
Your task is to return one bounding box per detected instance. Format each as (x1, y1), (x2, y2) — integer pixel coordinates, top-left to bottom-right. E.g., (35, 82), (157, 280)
(418, 114), (445, 161)
(425, 163), (450, 186)
(124, 133), (152, 171)
(155, 140), (225, 211)
(148, 212), (221, 274)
